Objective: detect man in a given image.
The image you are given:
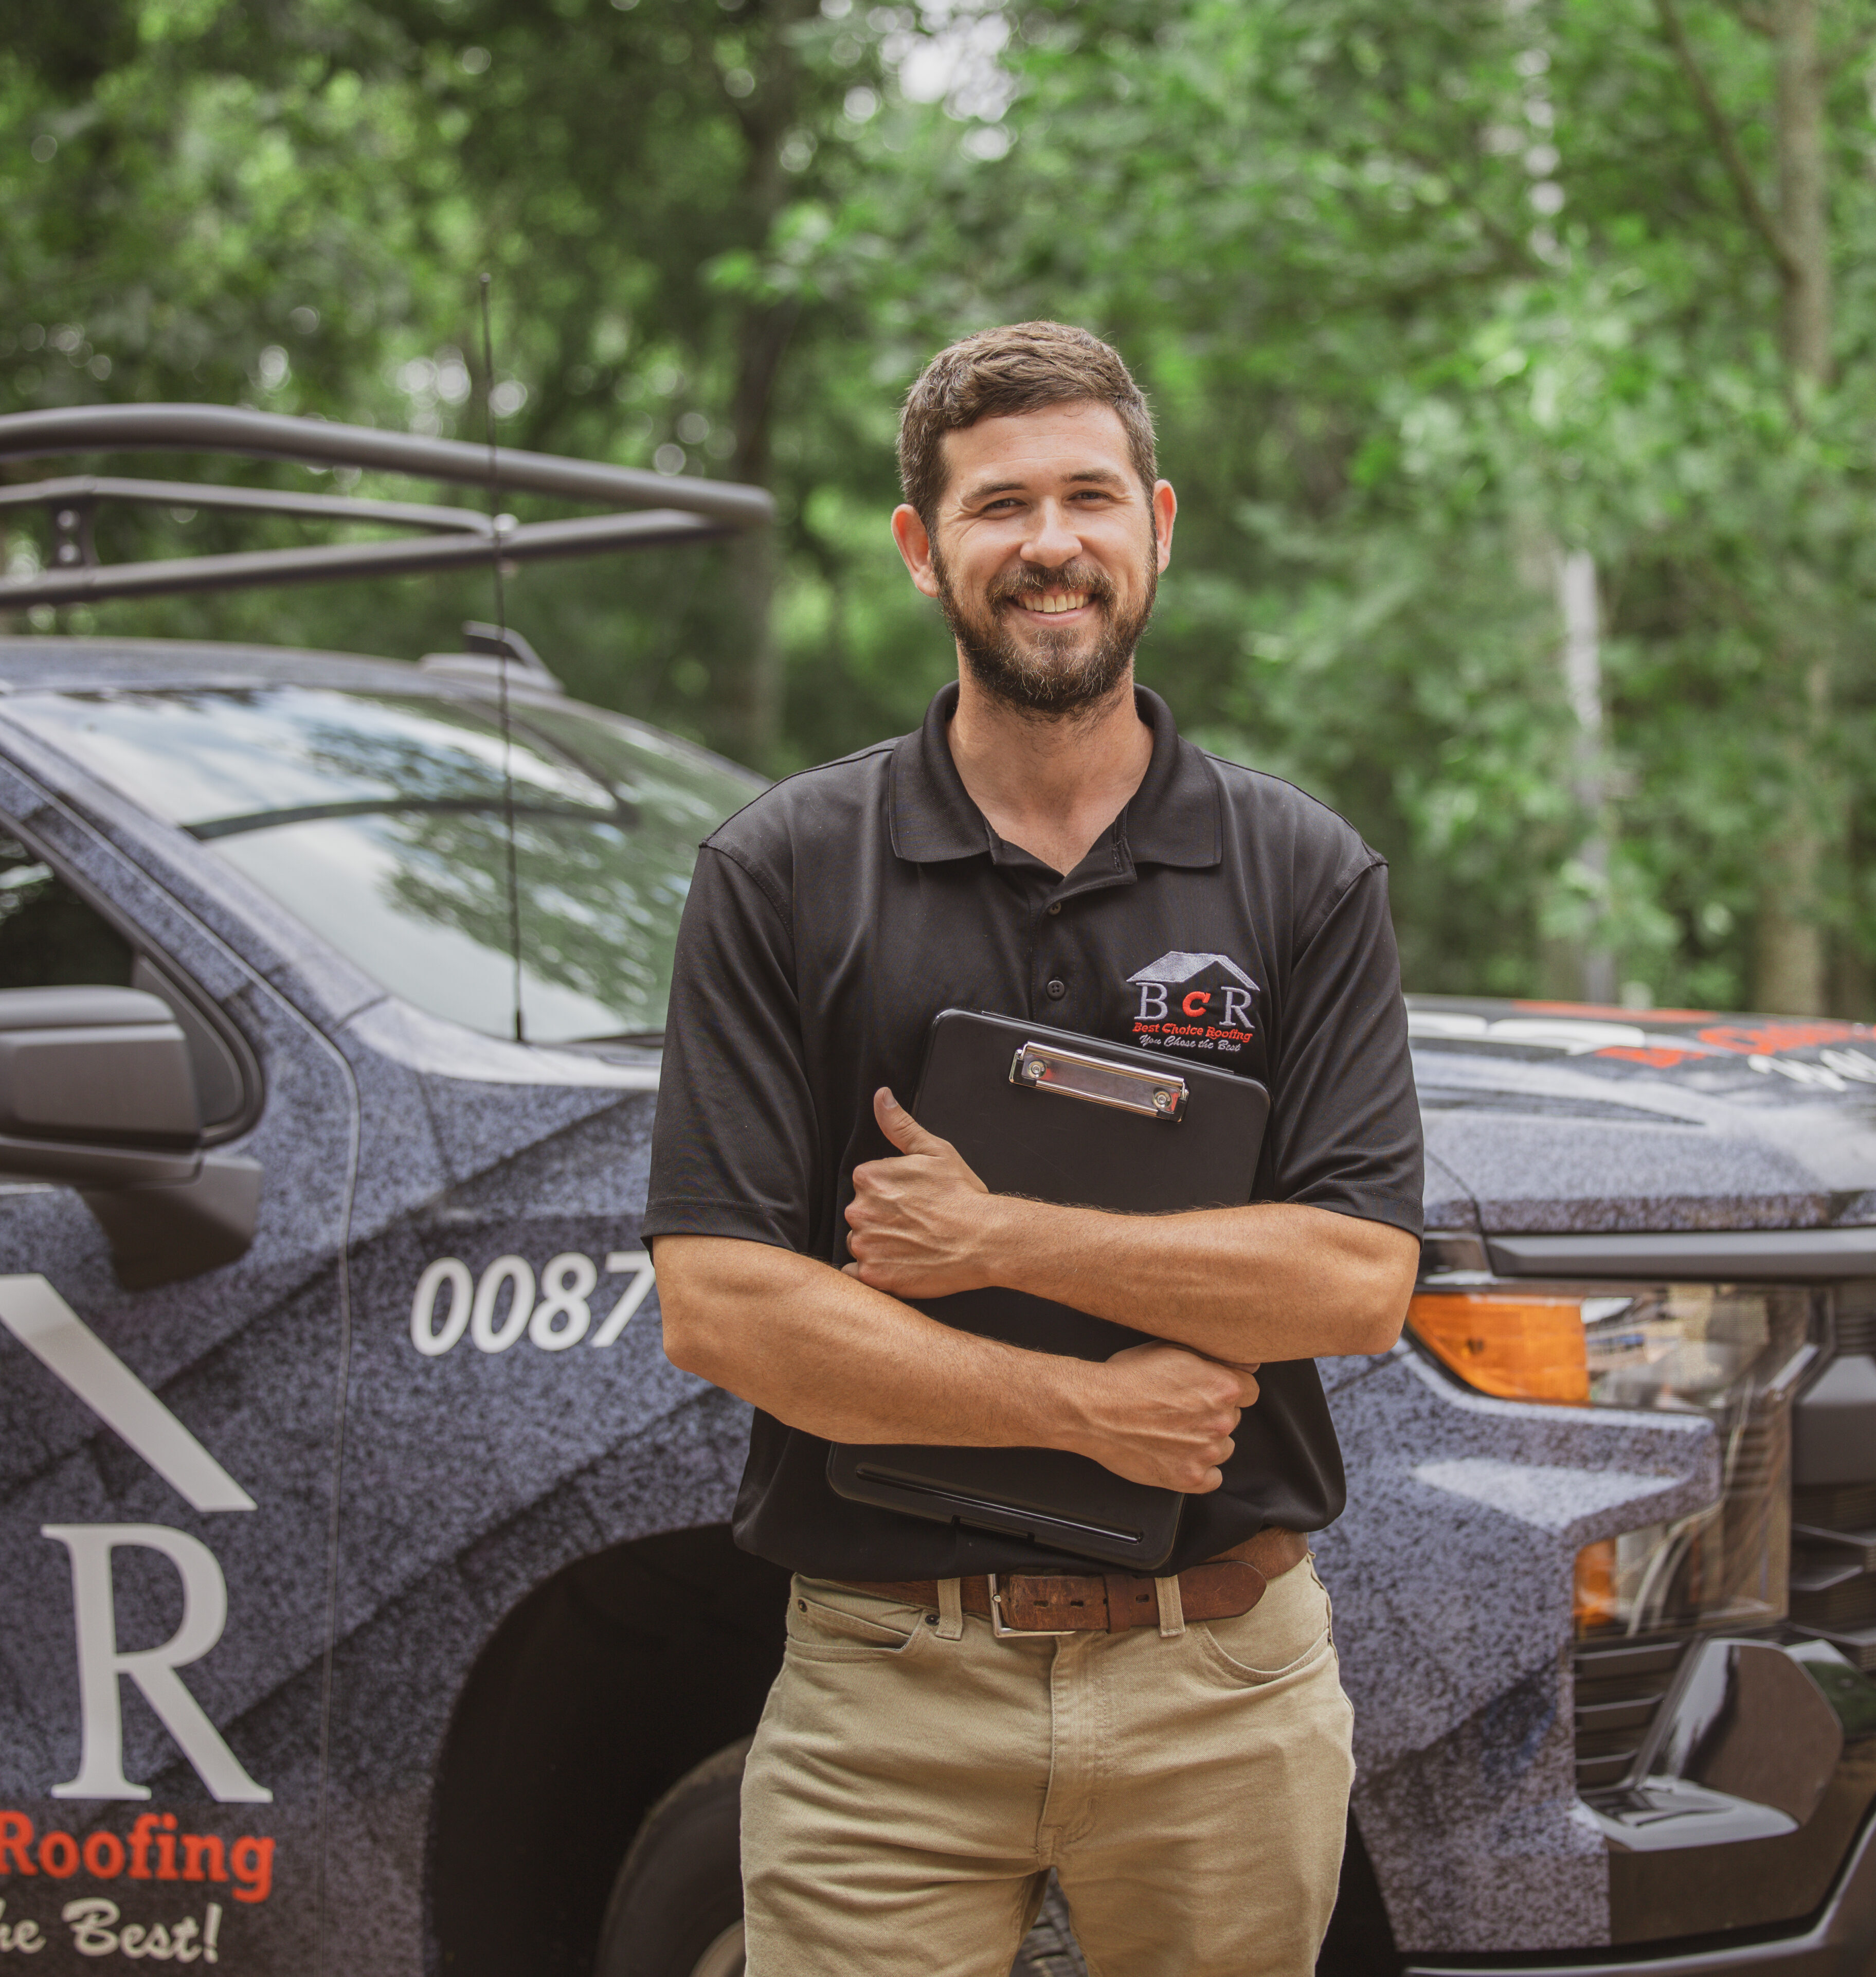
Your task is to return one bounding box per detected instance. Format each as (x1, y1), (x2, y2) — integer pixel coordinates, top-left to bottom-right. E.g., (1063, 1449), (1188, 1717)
(646, 320), (1423, 1977)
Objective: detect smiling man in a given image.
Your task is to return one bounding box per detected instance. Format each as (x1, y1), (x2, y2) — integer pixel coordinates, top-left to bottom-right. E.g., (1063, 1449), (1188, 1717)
(646, 322), (1424, 1977)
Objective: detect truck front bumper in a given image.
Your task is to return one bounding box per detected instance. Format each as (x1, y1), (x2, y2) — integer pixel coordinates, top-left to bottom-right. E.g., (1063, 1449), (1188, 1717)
(1405, 1811), (1876, 1976)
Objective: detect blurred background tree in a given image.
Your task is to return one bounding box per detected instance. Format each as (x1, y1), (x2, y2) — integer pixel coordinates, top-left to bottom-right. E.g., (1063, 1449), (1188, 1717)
(3, 0), (1874, 1016)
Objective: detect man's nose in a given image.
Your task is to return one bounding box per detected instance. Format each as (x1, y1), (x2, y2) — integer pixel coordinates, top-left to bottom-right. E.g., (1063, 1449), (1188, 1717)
(1020, 498), (1083, 567)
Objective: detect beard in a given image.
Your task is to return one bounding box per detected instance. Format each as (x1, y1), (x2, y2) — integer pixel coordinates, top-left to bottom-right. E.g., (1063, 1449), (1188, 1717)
(933, 544), (1158, 719)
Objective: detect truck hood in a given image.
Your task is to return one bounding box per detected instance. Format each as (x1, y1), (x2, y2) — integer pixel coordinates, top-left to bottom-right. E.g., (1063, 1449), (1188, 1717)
(1409, 997), (1876, 1234)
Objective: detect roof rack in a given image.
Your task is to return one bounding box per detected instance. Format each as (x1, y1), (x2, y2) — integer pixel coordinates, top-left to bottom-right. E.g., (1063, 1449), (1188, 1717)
(0, 403), (772, 608)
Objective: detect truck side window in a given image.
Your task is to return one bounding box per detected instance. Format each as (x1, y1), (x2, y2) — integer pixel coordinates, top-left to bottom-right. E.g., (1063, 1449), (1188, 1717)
(0, 831), (250, 1129)
(0, 833), (135, 989)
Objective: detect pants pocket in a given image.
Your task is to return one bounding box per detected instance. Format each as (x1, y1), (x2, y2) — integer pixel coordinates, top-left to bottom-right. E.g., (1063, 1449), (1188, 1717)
(783, 1576), (934, 1663)
(1194, 1555), (1334, 1687)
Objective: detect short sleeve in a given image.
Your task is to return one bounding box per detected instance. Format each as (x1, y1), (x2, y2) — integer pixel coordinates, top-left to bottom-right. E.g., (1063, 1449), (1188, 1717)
(642, 843), (817, 1252)
(1262, 861), (1423, 1236)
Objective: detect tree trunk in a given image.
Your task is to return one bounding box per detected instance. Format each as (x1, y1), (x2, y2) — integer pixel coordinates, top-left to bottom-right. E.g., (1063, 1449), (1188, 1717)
(1556, 549), (1617, 1004)
(1753, 0), (1831, 1014)
(1775, 0), (1830, 386)
(729, 294), (800, 766)
(717, 0), (817, 768)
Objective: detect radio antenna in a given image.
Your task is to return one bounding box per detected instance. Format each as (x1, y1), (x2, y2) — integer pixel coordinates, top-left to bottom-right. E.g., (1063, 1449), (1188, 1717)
(479, 271), (525, 1044)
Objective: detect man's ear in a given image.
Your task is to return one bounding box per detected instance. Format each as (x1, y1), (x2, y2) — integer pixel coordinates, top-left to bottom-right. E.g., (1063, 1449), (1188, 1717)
(1151, 479), (1178, 573)
(892, 503), (942, 600)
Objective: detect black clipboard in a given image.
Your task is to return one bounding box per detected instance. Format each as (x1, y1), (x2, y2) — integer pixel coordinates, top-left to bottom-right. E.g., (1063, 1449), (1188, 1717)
(826, 1010), (1270, 1571)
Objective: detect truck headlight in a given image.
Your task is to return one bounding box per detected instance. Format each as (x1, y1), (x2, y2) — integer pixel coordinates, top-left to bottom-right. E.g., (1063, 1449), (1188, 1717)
(1408, 1284), (1814, 1635)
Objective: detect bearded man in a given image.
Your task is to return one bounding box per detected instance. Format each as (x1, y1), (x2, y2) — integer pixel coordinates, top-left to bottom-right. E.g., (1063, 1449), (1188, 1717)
(645, 321), (1424, 1977)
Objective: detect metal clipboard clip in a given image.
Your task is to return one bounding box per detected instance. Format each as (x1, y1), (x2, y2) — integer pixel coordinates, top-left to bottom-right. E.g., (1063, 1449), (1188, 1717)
(1008, 1041), (1188, 1122)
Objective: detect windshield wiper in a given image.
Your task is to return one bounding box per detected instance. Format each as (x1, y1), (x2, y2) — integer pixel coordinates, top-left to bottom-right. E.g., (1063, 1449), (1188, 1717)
(185, 795), (623, 839)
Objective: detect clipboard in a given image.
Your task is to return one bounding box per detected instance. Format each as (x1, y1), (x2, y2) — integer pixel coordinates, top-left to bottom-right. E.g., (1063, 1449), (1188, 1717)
(826, 1010), (1270, 1570)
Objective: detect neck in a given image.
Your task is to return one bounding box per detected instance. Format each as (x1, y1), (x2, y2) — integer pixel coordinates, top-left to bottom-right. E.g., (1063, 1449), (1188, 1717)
(947, 660), (1154, 876)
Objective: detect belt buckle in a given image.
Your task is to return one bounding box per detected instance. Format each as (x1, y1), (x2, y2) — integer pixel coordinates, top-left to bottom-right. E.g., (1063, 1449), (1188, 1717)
(986, 1574), (1078, 1639)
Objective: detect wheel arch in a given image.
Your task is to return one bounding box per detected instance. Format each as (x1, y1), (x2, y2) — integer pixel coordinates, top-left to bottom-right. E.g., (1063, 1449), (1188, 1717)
(424, 1522), (787, 1977)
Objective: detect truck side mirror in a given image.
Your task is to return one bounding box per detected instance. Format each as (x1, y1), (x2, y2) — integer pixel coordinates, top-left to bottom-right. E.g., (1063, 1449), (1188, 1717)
(0, 986), (261, 1290)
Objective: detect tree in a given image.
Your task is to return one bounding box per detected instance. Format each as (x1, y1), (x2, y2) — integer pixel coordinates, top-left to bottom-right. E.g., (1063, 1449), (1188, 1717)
(6, 0), (1874, 1016)
(1651, 0), (1847, 1012)
(857, 0), (1876, 1013)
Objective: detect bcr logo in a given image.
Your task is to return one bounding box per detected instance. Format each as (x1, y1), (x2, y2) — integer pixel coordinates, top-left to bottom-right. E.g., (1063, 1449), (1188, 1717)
(1127, 951), (1258, 1031)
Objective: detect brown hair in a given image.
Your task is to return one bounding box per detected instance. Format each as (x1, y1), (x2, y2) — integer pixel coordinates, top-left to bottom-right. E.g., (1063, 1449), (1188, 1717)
(897, 320), (1157, 527)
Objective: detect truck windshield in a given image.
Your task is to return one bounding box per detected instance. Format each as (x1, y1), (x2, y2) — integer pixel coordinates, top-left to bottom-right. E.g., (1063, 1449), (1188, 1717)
(7, 685), (759, 1046)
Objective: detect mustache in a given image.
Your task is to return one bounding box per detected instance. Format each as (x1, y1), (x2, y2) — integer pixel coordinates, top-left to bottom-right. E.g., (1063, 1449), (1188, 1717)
(987, 563), (1115, 610)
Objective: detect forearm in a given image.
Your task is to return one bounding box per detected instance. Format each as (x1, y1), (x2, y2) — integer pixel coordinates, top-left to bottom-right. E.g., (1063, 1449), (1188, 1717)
(972, 1199), (1418, 1361)
(655, 1233), (1085, 1448)
(655, 1233), (1260, 1493)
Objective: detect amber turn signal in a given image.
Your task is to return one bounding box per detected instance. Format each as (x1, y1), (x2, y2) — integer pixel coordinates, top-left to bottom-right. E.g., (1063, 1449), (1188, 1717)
(1406, 1293), (1590, 1405)
(1573, 1538), (1618, 1630)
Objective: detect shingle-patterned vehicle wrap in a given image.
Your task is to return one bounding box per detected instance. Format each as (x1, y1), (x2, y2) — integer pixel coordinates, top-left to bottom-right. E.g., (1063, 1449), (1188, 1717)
(0, 638), (1872, 1977)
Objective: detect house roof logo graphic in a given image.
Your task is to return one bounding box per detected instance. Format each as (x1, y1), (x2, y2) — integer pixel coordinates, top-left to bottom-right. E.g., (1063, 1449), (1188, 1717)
(0, 1274), (254, 1512)
(1126, 951), (1259, 994)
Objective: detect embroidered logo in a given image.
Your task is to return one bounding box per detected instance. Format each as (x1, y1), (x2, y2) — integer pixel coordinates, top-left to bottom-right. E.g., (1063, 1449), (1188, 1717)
(1126, 951), (1258, 1055)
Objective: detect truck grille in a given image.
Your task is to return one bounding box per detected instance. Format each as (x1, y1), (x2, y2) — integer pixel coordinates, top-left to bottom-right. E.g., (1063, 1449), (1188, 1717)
(1839, 1300), (1875, 1357)
(1572, 1635), (1688, 1792)
(1788, 1287), (1876, 1672)
(1797, 1480), (1876, 1526)
(1791, 1475), (1876, 1670)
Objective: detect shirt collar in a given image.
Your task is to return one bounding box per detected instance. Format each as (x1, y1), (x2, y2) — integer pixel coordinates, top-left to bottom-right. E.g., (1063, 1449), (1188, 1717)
(888, 680), (1221, 871)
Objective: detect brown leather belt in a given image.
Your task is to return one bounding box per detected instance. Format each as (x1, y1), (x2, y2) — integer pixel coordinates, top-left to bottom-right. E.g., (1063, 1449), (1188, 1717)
(841, 1525), (1308, 1635)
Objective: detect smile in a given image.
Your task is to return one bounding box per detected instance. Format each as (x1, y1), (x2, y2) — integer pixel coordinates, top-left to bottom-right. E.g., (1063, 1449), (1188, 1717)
(1014, 591), (1091, 616)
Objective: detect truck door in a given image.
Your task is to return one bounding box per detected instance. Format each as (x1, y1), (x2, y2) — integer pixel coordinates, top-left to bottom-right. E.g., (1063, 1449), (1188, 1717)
(0, 808), (355, 1974)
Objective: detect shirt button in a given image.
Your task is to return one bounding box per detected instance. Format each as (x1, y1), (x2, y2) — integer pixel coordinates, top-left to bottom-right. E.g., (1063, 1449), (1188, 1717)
(1047, 902), (1062, 915)
(1046, 978), (1067, 1000)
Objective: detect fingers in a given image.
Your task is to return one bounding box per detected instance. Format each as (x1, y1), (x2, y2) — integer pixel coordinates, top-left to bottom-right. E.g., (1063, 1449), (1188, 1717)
(1196, 1355), (1262, 1408)
(1164, 1447), (1231, 1494)
(872, 1086), (948, 1157)
(874, 1091), (925, 1154)
(1084, 1342), (1255, 1493)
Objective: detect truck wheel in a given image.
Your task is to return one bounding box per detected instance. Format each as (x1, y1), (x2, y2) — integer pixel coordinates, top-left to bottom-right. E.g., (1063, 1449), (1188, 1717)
(1315, 1816), (1399, 1977)
(594, 1738), (750, 1977)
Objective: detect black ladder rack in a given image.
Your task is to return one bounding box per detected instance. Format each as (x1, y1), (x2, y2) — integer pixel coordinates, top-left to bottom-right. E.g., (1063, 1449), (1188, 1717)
(0, 403), (771, 607)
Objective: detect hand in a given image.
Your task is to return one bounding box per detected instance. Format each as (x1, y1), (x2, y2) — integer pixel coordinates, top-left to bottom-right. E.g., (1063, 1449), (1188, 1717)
(843, 1088), (995, 1298)
(1065, 1342), (1261, 1494)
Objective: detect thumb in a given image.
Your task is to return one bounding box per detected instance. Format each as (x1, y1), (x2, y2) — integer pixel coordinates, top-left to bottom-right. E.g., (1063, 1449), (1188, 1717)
(874, 1086), (945, 1156)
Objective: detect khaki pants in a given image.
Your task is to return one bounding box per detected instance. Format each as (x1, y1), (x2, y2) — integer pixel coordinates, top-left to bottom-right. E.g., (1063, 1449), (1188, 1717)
(741, 1554), (1354, 1977)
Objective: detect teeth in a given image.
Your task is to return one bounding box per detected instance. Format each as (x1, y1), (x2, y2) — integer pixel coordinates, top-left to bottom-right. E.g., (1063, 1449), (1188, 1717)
(1029, 592), (1088, 615)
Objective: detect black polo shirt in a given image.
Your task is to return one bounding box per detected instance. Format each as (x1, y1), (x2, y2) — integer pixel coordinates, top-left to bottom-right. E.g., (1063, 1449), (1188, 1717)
(644, 682), (1423, 1578)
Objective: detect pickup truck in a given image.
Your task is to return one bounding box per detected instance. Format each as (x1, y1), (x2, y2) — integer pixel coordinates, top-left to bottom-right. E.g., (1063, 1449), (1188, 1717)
(0, 411), (1871, 1977)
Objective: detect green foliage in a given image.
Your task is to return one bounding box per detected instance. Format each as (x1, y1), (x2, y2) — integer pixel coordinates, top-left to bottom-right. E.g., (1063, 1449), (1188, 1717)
(4, 0), (1874, 1012)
